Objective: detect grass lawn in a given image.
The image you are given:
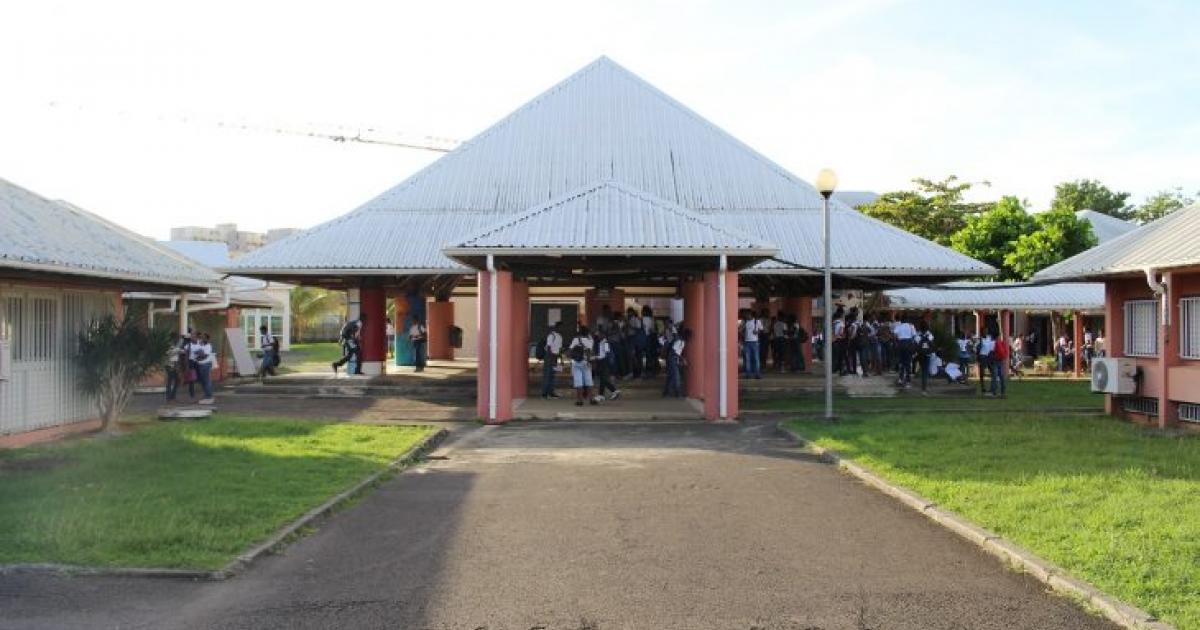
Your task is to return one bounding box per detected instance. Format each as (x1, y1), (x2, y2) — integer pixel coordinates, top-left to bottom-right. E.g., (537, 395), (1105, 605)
(280, 341), (344, 373)
(0, 417), (431, 570)
(752, 379), (1102, 413)
(786, 412), (1200, 629)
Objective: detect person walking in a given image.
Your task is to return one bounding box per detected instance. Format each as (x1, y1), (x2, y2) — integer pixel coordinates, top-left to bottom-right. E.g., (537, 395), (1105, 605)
(540, 322), (563, 399)
(567, 326), (596, 406)
(993, 332), (1010, 398)
(385, 318), (395, 359)
(914, 320), (934, 394)
(257, 324), (279, 378)
(594, 330), (620, 400)
(191, 332), (217, 405)
(409, 315), (428, 372)
(663, 328), (690, 398)
(332, 313), (366, 375)
(977, 328), (996, 396)
(893, 315), (916, 387)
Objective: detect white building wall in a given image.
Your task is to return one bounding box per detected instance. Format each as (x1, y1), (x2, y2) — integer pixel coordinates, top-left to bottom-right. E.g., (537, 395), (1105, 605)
(0, 283), (115, 436)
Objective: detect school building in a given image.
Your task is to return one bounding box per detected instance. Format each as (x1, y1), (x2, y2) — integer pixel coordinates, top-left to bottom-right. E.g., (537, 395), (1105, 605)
(1034, 204), (1200, 428)
(227, 57), (994, 422)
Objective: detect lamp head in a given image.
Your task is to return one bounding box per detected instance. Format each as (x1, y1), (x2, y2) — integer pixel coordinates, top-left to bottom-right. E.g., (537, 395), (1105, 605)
(815, 168), (838, 198)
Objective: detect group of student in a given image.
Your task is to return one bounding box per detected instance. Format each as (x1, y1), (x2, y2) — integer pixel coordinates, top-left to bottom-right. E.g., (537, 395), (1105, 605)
(538, 305), (693, 405)
(331, 313), (429, 375)
(1053, 328), (1103, 372)
(736, 309), (810, 378)
(164, 329), (218, 405)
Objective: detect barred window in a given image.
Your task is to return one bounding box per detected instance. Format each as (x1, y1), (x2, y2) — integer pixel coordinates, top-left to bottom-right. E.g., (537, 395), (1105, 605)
(1182, 297), (1200, 360)
(1124, 300), (1158, 357)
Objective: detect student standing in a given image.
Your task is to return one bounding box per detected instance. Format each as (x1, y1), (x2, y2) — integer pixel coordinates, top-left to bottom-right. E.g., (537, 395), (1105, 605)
(385, 318), (395, 358)
(164, 333), (184, 402)
(568, 326), (596, 406)
(409, 315), (428, 372)
(663, 329), (690, 398)
(741, 310), (764, 379)
(893, 316), (916, 387)
(993, 333), (1009, 397)
(914, 320), (934, 393)
(257, 325), (279, 378)
(540, 322), (563, 399)
(191, 332), (216, 405)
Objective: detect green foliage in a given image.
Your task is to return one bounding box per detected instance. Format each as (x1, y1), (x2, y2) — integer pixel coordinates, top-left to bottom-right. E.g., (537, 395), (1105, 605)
(0, 418), (432, 569)
(1050, 179), (1133, 220)
(1134, 187), (1195, 224)
(1004, 208), (1097, 280)
(786, 412), (1200, 629)
(289, 287), (343, 343)
(928, 320), (960, 364)
(858, 176), (991, 246)
(77, 312), (174, 431)
(949, 196), (1037, 279)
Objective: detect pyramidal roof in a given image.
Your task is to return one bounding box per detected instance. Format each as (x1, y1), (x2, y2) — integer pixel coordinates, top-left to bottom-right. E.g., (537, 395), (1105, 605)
(1036, 204), (1200, 281)
(1075, 209), (1136, 244)
(229, 57), (993, 278)
(445, 180), (777, 256)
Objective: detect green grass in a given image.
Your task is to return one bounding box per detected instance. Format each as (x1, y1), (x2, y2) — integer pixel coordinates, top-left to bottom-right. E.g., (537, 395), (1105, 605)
(787, 412), (1200, 629)
(0, 417), (431, 569)
(280, 342), (344, 373)
(752, 379), (1101, 413)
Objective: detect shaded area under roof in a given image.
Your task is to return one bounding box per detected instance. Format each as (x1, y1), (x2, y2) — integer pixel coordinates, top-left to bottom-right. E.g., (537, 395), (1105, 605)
(0, 178), (219, 290)
(1036, 205), (1200, 281)
(885, 282), (1104, 312)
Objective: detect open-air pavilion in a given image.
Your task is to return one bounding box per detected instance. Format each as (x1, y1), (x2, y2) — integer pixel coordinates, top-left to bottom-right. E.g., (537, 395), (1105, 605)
(227, 57), (993, 422)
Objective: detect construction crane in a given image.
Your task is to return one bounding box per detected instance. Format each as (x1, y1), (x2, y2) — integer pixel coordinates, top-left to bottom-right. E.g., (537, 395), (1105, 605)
(45, 101), (461, 153)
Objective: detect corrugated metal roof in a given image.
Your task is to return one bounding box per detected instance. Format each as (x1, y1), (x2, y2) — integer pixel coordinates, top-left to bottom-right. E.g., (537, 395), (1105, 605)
(228, 57), (992, 278)
(884, 281), (1104, 311)
(161, 240), (233, 268)
(1075, 209), (1136, 244)
(447, 181), (775, 254)
(0, 178), (219, 289)
(719, 209), (995, 275)
(831, 191), (879, 209)
(1035, 204), (1200, 281)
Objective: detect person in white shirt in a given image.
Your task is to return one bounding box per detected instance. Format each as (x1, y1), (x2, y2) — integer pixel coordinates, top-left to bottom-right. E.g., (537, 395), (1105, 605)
(409, 316), (428, 372)
(892, 316), (917, 386)
(257, 325), (279, 379)
(663, 328), (691, 398)
(568, 326), (596, 406)
(541, 322), (563, 399)
(385, 319), (395, 359)
(190, 331), (217, 404)
(741, 310), (764, 379)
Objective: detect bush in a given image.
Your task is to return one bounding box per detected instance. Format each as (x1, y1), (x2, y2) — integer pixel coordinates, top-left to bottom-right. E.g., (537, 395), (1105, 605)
(77, 312), (174, 431)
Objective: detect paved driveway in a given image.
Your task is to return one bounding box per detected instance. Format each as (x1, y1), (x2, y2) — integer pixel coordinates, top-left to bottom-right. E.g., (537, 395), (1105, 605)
(1, 422), (1115, 630)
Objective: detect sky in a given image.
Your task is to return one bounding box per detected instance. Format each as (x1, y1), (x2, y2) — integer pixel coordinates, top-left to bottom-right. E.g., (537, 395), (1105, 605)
(2, 0), (1198, 239)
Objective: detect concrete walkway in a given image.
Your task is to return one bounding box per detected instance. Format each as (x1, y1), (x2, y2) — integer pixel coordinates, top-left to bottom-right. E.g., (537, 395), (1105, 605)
(0, 422), (1116, 630)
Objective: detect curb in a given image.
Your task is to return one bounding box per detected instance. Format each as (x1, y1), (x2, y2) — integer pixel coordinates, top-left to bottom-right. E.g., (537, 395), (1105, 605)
(0, 427), (449, 582)
(774, 422), (1176, 630)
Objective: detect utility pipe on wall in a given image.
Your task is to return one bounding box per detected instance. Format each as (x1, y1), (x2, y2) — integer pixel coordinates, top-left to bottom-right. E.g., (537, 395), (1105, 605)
(487, 254), (498, 422)
(1144, 267), (1169, 327)
(718, 254), (728, 420)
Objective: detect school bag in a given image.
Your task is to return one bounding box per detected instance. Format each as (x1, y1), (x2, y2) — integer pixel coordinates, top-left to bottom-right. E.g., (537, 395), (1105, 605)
(569, 339), (588, 362)
(916, 334), (933, 357)
(535, 334), (549, 361)
(339, 320), (357, 340)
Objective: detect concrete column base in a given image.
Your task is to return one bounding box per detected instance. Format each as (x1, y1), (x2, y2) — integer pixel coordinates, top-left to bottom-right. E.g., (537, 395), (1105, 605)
(360, 361), (385, 376)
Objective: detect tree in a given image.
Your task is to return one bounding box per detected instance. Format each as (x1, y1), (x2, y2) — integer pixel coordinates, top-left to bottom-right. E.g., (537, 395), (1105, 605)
(289, 287), (343, 343)
(77, 312), (173, 432)
(1050, 179), (1133, 221)
(1004, 208), (1097, 280)
(1134, 187), (1195, 224)
(949, 196), (1037, 280)
(858, 176), (991, 246)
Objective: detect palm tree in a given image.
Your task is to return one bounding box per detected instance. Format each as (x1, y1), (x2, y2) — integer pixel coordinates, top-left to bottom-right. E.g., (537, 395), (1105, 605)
(289, 287), (343, 343)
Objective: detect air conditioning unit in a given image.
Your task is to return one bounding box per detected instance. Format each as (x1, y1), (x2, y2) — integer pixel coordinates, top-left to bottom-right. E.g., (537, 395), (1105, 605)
(1091, 357), (1137, 394)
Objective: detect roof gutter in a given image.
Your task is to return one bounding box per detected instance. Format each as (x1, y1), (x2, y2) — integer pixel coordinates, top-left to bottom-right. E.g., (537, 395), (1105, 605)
(1144, 267), (1170, 327)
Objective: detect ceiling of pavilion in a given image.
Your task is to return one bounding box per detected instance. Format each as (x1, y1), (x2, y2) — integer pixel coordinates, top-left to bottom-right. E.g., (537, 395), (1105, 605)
(225, 57), (993, 283)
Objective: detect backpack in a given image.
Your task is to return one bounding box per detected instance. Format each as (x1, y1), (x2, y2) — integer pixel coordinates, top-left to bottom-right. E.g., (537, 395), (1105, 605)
(916, 334), (933, 357)
(569, 339), (587, 362)
(536, 334), (549, 361)
(339, 320), (357, 340)
(854, 322), (870, 348)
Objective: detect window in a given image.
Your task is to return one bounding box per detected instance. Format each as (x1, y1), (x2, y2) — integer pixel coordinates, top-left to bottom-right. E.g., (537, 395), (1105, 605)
(1124, 300), (1158, 357)
(1182, 297), (1200, 360)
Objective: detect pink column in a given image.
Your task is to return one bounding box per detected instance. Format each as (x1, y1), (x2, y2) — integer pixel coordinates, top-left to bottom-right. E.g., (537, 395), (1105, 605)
(427, 300), (455, 360)
(1073, 310), (1083, 377)
(702, 270), (738, 421)
(683, 279), (706, 399)
(1000, 309), (1012, 340)
(511, 280), (530, 400)
(784, 296), (813, 370)
(359, 286), (387, 375)
(477, 270), (515, 423)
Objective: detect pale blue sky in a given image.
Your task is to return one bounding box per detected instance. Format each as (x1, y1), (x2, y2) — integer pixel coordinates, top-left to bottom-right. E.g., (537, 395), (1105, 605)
(1, 0), (1197, 238)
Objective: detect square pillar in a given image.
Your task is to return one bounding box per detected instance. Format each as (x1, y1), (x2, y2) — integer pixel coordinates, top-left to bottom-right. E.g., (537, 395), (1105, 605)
(511, 280), (530, 400)
(703, 269), (738, 421)
(1000, 309), (1012, 340)
(359, 286), (388, 375)
(427, 299), (455, 360)
(477, 269), (515, 423)
(683, 279), (706, 398)
(784, 296), (813, 369)
(1073, 310), (1084, 377)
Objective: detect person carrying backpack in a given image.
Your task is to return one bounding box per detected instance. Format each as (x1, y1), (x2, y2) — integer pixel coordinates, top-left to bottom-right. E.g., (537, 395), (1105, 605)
(568, 325), (596, 406)
(332, 313), (366, 375)
(593, 329), (620, 400)
(540, 322), (563, 399)
(663, 328), (691, 398)
(914, 320), (934, 393)
(257, 324), (279, 379)
(408, 315), (428, 372)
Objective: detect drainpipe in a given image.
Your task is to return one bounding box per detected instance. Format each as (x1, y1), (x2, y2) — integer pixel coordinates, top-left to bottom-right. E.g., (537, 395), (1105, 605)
(487, 254), (498, 422)
(147, 296), (179, 328)
(718, 254), (728, 420)
(1144, 267), (1169, 327)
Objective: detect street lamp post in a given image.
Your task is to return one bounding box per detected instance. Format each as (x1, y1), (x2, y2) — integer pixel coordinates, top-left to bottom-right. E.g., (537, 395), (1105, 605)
(815, 168), (838, 420)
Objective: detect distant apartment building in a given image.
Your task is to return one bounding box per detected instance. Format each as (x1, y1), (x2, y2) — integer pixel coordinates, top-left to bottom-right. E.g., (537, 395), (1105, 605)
(169, 223), (299, 257)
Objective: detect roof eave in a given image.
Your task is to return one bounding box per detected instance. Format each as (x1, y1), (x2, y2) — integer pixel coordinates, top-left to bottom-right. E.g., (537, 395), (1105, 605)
(0, 259), (219, 291)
